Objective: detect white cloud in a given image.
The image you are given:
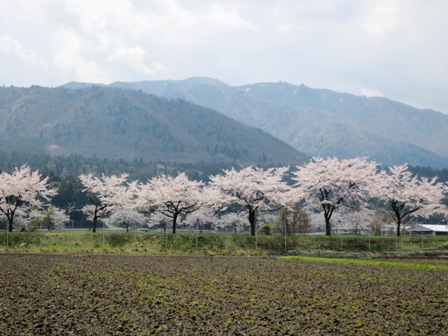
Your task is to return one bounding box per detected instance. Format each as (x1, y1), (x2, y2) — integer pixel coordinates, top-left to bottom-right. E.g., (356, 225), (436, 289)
(0, 0), (447, 112)
(108, 46), (167, 77)
(0, 35), (42, 65)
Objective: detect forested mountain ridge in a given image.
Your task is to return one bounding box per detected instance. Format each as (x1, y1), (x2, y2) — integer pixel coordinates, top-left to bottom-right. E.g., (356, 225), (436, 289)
(69, 77), (448, 168)
(0, 85), (307, 167)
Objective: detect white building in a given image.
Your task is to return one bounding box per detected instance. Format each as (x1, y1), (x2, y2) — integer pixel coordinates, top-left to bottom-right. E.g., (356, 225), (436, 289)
(408, 224), (448, 236)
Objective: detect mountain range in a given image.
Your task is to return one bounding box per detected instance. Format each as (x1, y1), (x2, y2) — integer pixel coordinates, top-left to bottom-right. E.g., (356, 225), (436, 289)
(0, 85), (306, 167)
(2, 77), (447, 170)
(64, 77), (448, 168)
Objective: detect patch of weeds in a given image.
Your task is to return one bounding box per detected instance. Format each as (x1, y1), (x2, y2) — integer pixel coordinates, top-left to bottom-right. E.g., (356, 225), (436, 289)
(281, 256), (448, 271)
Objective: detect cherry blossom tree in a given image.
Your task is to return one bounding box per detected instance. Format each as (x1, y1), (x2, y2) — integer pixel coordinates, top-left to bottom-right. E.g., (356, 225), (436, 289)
(109, 210), (147, 232)
(216, 211), (248, 234)
(48, 206), (70, 230)
(148, 211), (171, 233)
(330, 206), (375, 235)
(29, 206), (70, 231)
(273, 204), (312, 236)
(292, 157), (381, 236)
(0, 165), (57, 232)
(184, 207), (217, 232)
(209, 166), (292, 236)
(137, 172), (206, 234)
(79, 173), (136, 232)
(374, 164), (447, 236)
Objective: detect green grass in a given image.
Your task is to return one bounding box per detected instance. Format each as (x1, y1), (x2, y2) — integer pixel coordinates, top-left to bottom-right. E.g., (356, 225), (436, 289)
(281, 256), (448, 271)
(0, 231), (262, 256)
(0, 231), (447, 256)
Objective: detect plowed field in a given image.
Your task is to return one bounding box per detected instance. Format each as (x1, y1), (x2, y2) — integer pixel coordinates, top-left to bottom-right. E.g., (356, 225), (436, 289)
(0, 255), (447, 335)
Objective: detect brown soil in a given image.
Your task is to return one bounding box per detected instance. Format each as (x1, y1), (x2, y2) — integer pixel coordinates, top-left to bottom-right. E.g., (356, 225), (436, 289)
(0, 254), (447, 335)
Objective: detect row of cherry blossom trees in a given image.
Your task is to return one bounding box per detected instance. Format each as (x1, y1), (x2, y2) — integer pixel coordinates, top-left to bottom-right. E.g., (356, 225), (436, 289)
(79, 157), (447, 236)
(1, 158), (447, 236)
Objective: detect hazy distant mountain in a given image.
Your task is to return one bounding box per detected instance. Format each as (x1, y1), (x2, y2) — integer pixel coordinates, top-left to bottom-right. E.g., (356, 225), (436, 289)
(75, 77), (448, 168)
(0, 86), (307, 166)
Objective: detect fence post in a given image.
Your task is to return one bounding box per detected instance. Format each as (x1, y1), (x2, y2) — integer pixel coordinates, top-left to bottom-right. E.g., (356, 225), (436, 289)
(284, 220), (287, 251)
(102, 224), (105, 247)
(224, 225), (228, 250)
(195, 221), (199, 250)
(255, 219), (258, 250)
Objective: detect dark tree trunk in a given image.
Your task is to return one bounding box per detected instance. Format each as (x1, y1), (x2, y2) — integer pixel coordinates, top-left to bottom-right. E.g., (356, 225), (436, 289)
(88, 194), (106, 233)
(324, 216), (331, 236)
(172, 213), (178, 234)
(3, 203), (18, 232)
(391, 199), (411, 237)
(5, 208), (16, 232)
(91, 211), (98, 233)
(396, 217), (401, 237)
(8, 217), (14, 232)
(323, 206), (333, 236)
(249, 208), (256, 236)
(319, 189), (334, 236)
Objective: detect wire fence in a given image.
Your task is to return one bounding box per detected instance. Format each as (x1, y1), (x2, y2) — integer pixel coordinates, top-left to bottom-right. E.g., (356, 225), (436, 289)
(1, 230), (447, 254)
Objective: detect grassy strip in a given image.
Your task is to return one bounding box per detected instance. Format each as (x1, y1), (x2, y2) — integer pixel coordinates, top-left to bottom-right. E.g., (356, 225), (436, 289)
(0, 231), (265, 256)
(281, 256), (448, 271)
(1, 231), (447, 255)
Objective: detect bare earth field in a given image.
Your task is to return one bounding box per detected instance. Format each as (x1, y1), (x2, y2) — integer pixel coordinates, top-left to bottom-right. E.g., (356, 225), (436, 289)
(0, 254), (447, 335)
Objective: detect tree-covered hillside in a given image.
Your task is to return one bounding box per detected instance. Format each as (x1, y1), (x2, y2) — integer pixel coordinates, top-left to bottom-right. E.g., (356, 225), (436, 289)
(0, 86), (308, 167)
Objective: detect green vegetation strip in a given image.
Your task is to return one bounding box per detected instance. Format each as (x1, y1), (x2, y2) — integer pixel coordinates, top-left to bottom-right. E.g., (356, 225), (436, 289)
(281, 256), (448, 271)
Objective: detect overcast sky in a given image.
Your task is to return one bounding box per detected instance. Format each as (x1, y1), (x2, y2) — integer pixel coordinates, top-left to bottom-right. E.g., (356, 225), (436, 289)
(1, 0), (447, 113)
